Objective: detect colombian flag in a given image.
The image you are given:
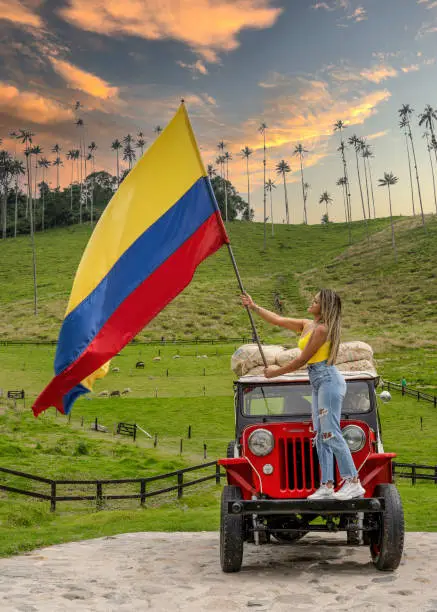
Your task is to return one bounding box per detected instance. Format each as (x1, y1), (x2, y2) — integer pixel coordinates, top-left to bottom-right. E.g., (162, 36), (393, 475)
(33, 103), (229, 416)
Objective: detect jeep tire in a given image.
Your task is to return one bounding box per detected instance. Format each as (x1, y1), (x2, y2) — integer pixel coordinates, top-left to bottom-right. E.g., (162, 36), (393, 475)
(220, 485), (244, 573)
(370, 484), (404, 571)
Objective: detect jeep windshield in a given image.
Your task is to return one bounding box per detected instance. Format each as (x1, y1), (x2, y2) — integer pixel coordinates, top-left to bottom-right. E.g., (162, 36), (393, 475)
(242, 380), (372, 417)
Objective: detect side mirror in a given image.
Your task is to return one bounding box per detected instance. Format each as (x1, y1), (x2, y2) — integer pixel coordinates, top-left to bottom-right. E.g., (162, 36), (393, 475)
(379, 391), (392, 403)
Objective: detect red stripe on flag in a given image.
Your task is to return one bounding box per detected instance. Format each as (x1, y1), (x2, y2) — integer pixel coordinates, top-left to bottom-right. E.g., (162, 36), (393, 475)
(33, 212), (226, 416)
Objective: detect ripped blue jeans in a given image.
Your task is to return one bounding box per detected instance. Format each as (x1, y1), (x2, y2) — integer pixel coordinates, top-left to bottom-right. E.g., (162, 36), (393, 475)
(308, 361), (358, 484)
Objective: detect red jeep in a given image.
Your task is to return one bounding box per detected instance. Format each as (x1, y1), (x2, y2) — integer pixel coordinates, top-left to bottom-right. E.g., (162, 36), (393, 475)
(218, 371), (404, 572)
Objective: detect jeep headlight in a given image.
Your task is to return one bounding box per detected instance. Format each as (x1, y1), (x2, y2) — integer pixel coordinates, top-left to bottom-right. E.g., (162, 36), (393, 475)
(247, 429), (274, 457)
(342, 425), (366, 452)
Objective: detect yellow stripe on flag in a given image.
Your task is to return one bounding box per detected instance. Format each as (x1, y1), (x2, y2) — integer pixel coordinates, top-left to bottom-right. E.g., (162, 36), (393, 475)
(66, 104), (206, 316)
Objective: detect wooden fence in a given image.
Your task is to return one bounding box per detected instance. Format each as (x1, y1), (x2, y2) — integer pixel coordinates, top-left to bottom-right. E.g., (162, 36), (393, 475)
(382, 380), (437, 407)
(0, 461), (223, 512)
(392, 462), (437, 485)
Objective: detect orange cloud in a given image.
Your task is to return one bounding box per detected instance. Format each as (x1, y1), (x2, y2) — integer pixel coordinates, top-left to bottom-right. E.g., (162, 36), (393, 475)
(59, 0), (282, 62)
(329, 62), (398, 84)
(401, 64), (420, 73)
(49, 57), (119, 99)
(360, 65), (398, 83)
(0, 0), (43, 28)
(0, 82), (73, 124)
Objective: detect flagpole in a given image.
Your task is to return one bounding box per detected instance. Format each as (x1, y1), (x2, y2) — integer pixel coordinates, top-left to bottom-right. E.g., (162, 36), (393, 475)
(205, 178), (268, 368)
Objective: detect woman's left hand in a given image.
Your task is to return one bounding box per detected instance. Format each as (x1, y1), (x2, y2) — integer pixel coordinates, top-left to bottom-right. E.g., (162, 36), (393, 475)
(264, 366), (278, 379)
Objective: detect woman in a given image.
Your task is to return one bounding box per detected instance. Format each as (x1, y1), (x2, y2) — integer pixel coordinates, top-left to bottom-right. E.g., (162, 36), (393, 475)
(241, 289), (365, 501)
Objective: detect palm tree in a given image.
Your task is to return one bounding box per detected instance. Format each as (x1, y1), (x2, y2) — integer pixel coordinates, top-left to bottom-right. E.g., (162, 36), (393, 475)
(51, 144), (62, 190)
(224, 151), (232, 222)
(275, 160), (291, 224)
(206, 164), (216, 180)
(87, 141), (97, 224)
(419, 105), (437, 166)
(423, 131), (437, 213)
(348, 135), (367, 223)
(334, 120), (352, 233)
(11, 158), (25, 238)
(66, 150), (76, 210)
(336, 177), (348, 221)
(16, 129), (37, 314)
(319, 190), (333, 221)
(217, 141), (228, 222)
(123, 135), (136, 171)
(362, 144), (377, 219)
(30, 145), (42, 212)
(37, 157), (51, 231)
(378, 172), (399, 261)
(111, 139), (122, 186)
(154, 125), (163, 137)
(259, 122), (268, 249)
(75, 118), (85, 191)
(136, 132), (146, 156)
(399, 104), (425, 227)
(241, 146), (253, 221)
(265, 178), (276, 235)
(0, 150), (14, 239)
(293, 144), (308, 224)
(399, 118), (416, 217)
(359, 138), (372, 219)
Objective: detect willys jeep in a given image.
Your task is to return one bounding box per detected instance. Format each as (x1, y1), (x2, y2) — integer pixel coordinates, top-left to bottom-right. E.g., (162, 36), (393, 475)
(218, 371), (404, 572)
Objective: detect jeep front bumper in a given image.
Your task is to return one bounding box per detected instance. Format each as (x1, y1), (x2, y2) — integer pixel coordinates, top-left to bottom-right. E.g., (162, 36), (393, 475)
(228, 497), (384, 515)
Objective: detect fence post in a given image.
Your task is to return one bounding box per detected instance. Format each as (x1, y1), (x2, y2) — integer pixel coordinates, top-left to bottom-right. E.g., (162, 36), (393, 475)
(203, 443), (207, 460)
(188, 425), (191, 439)
(434, 397), (437, 408)
(81, 416), (84, 427)
(387, 382), (390, 391)
(140, 480), (146, 505)
(215, 462), (221, 485)
(420, 417), (423, 431)
(434, 466), (437, 486)
(177, 472), (183, 498)
(96, 482), (103, 508)
(154, 433), (158, 447)
(180, 438), (183, 454)
(50, 481), (57, 512)
(417, 390), (420, 401)
(95, 417), (98, 431)
(133, 424), (137, 442)
(412, 464), (416, 486)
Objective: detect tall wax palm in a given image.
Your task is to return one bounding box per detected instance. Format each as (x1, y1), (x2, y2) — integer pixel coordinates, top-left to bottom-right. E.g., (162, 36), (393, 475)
(265, 178), (276, 235)
(123, 135), (136, 171)
(259, 122), (268, 249)
(399, 104), (425, 227)
(111, 139), (122, 186)
(37, 157), (51, 231)
(378, 172), (399, 262)
(293, 144), (308, 224)
(17, 129), (38, 314)
(136, 133), (146, 156)
(348, 135), (367, 223)
(334, 120), (352, 232)
(319, 191), (333, 221)
(75, 118), (85, 192)
(12, 158), (25, 238)
(241, 146), (253, 221)
(362, 144), (377, 219)
(399, 118), (416, 216)
(423, 132), (437, 213)
(217, 141), (228, 222)
(359, 138), (372, 219)
(51, 144), (63, 190)
(275, 159), (291, 224)
(0, 150), (14, 239)
(66, 150), (76, 210)
(206, 164), (216, 180)
(224, 151), (232, 222)
(154, 126), (163, 137)
(30, 145), (42, 213)
(336, 177), (348, 222)
(87, 141), (97, 220)
(419, 105), (437, 166)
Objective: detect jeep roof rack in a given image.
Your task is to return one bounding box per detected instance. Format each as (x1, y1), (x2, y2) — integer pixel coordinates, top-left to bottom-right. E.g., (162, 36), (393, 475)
(237, 371), (378, 384)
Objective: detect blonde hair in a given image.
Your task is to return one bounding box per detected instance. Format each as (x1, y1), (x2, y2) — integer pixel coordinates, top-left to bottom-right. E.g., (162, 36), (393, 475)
(316, 289), (342, 365)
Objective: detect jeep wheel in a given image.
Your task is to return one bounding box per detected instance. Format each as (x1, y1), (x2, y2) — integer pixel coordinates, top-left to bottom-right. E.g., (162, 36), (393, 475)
(370, 484), (404, 571)
(220, 485), (244, 573)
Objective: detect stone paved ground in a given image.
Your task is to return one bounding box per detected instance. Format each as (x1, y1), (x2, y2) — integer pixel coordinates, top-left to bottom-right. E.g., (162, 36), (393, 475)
(0, 532), (436, 611)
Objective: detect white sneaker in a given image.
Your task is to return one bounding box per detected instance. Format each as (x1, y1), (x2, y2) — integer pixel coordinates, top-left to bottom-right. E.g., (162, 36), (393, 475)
(307, 485), (335, 500)
(334, 480), (365, 500)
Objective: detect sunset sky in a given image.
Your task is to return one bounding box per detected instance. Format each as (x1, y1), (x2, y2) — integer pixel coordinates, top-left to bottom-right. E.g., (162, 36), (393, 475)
(1, 0), (437, 223)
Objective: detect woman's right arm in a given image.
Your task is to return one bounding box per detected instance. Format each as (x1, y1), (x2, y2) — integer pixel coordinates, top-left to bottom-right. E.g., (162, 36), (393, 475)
(241, 293), (308, 333)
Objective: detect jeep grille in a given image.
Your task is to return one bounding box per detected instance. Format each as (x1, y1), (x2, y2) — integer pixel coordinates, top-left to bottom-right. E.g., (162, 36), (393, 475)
(278, 435), (321, 493)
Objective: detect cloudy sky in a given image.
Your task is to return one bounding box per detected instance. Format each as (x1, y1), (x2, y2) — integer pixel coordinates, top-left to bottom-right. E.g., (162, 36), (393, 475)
(1, 0), (437, 223)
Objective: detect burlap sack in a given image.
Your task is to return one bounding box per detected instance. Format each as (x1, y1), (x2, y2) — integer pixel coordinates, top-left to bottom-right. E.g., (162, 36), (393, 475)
(276, 348), (300, 366)
(231, 344), (284, 376)
(336, 341), (373, 365)
(244, 364), (282, 376)
(337, 359), (377, 376)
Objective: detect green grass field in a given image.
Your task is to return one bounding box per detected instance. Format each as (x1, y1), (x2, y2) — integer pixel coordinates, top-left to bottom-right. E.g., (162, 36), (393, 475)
(0, 217), (436, 555)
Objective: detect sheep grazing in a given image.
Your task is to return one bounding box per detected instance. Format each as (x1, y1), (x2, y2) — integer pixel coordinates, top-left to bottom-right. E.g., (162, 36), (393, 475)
(136, 361), (145, 368)
(97, 390), (109, 398)
(112, 367), (120, 373)
(121, 388), (132, 395)
(152, 356), (161, 362)
(110, 390), (121, 397)
(172, 355), (181, 359)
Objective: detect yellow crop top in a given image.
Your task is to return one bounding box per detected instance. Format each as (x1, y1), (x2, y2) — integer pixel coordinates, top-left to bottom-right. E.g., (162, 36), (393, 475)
(298, 331), (331, 364)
